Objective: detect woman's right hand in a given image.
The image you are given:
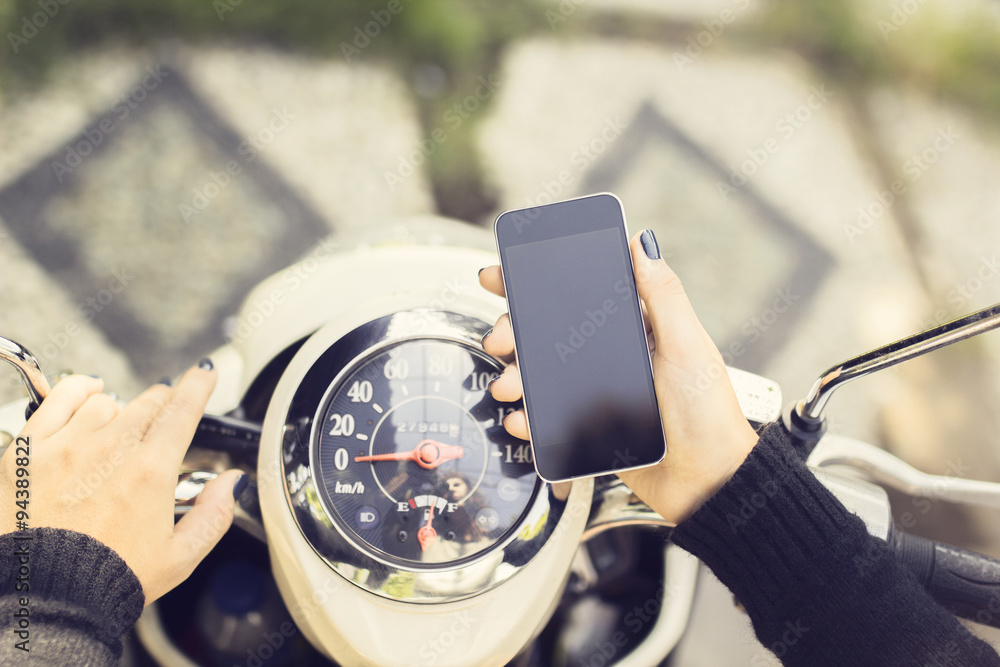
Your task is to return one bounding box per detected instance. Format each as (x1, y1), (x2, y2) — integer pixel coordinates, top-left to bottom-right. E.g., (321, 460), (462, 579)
(479, 229), (759, 524)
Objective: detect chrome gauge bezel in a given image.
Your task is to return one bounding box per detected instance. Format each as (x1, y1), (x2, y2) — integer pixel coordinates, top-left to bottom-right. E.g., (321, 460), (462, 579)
(279, 309), (568, 604)
(306, 335), (540, 572)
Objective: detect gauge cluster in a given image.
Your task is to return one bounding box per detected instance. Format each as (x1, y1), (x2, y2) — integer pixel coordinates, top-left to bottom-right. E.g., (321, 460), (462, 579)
(312, 339), (537, 567)
(278, 310), (563, 603)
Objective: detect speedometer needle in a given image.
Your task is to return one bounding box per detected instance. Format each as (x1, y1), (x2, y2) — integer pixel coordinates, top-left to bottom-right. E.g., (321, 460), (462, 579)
(354, 439), (464, 470)
(417, 502), (437, 551)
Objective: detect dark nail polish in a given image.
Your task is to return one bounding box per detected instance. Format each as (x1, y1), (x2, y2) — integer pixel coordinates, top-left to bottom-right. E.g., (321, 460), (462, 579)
(197, 357), (214, 371)
(478, 267), (486, 276)
(157, 376), (172, 386)
(487, 374), (500, 390)
(233, 474), (249, 500)
(87, 374), (101, 379)
(640, 229), (660, 260)
(481, 328), (494, 345)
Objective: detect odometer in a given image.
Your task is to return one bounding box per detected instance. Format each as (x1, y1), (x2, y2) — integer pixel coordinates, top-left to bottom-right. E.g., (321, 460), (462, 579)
(312, 339), (537, 567)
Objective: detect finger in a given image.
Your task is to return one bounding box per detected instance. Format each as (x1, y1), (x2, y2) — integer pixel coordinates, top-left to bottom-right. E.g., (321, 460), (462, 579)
(502, 409), (530, 441)
(482, 313), (514, 358)
(65, 393), (121, 433)
(22, 375), (104, 439)
(489, 361), (523, 402)
(629, 231), (714, 359)
(143, 360), (217, 467)
(110, 383), (174, 451)
(166, 470), (243, 595)
(478, 265), (505, 298)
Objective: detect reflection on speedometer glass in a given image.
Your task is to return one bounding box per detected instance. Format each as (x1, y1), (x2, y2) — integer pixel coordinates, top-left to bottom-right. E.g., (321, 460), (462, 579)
(314, 339), (537, 566)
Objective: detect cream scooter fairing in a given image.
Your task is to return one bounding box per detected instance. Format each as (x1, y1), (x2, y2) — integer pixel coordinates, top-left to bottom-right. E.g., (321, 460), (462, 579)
(0, 216), (785, 666)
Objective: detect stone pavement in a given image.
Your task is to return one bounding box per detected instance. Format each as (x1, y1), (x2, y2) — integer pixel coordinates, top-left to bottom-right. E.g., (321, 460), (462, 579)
(2, 1), (1000, 664)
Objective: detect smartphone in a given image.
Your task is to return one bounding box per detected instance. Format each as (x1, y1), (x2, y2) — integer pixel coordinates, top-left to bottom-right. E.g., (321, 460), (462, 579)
(494, 192), (665, 482)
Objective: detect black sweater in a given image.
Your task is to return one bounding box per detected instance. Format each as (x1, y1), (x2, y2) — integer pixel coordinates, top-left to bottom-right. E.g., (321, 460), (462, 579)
(2, 424), (998, 665)
(672, 423), (1000, 666)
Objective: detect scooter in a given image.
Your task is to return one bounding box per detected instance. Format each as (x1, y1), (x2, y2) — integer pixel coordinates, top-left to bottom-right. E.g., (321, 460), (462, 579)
(2, 216), (1000, 666)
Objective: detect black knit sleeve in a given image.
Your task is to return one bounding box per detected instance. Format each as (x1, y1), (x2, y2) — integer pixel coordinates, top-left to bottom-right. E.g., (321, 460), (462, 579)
(0, 527), (145, 665)
(670, 423), (1000, 667)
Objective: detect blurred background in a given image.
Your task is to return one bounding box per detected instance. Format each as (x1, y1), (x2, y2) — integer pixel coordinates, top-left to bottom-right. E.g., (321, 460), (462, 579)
(2, 0), (1000, 664)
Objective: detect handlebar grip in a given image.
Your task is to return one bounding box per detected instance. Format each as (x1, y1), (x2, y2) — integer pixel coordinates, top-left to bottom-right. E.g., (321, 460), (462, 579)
(892, 530), (1000, 628)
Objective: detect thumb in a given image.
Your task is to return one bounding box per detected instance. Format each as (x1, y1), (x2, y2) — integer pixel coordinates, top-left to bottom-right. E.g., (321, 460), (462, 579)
(629, 230), (714, 360)
(169, 470), (245, 581)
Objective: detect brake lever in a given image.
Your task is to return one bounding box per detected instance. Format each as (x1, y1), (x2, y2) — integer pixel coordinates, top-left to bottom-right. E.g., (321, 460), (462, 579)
(786, 301), (1000, 456)
(808, 433), (1000, 511)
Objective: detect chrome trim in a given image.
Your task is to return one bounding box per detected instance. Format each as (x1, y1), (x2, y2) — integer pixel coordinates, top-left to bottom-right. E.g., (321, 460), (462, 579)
(583, 475), (674, 541)
(174, 470), (219, 508)
(793, 302), (1000, 426)
(0, 335), (50, 407)
(174, 470), (266, 542)
(279, 309), (564, 604)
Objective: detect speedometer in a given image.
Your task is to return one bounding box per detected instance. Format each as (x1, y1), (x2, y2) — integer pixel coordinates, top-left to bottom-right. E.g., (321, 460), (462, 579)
(312, 339), (537, 567)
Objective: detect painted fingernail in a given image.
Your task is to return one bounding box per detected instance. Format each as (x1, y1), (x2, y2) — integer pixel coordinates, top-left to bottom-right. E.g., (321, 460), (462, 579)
(487, 374), (500, 390)
(157, 376), (172, 386)
(478, 267), (487, 276)
(232, 473), (249, 500)
(640, 229), (660, 260)
(87, 374), (101, 379)
(481, 328), (494, 345)
(197, 357), (214, 371)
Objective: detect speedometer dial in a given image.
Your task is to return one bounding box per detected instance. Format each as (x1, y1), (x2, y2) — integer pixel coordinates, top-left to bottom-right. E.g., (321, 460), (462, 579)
(313, 339), (537, 567)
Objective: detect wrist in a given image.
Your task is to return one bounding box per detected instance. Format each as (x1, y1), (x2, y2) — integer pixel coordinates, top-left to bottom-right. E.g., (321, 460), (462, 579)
(674, 427), (760, 524)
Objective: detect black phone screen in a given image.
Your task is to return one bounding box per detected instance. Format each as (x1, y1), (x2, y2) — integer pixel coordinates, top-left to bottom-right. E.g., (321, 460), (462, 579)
(495, 193), (665, 482)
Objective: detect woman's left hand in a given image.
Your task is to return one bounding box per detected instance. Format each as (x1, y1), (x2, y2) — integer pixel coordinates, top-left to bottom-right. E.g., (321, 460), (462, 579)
(0, 363), (244, 605)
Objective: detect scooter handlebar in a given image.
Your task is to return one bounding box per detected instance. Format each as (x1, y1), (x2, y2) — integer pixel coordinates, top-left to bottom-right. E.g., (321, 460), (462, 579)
(892, 529), (1000, 629)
